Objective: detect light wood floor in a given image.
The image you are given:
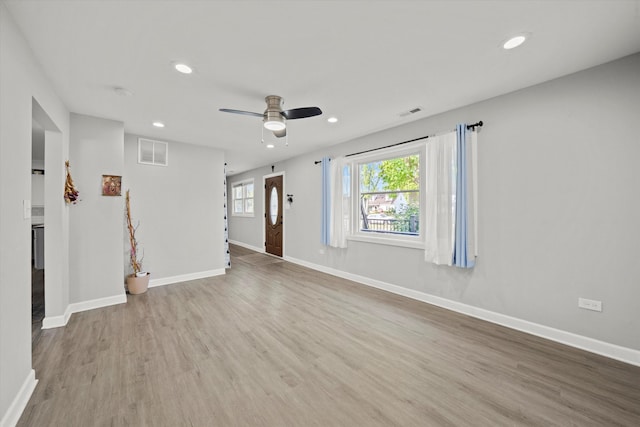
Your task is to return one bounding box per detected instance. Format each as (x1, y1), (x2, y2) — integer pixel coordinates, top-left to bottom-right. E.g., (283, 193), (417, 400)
(19, 245), (640, 426)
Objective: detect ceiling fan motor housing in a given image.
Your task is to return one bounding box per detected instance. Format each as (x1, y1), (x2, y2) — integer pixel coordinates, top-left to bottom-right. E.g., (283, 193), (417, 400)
(264, 95), (286, 130)
(265, 95), (284, 110)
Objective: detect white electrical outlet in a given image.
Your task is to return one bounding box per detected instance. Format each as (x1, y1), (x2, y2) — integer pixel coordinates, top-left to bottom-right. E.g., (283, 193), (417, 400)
(578, 297), (602, 312)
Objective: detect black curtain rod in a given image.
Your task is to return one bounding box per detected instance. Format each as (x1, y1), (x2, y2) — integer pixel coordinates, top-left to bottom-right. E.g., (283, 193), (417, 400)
(467, 121), (483, 130)
(345, 121), (483, 159)
(314, 121), (482, 164)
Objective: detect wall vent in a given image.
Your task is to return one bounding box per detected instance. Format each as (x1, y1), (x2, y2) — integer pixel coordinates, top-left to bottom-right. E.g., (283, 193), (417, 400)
(138, 138), (168, 166)
(399, 107), (423, 117)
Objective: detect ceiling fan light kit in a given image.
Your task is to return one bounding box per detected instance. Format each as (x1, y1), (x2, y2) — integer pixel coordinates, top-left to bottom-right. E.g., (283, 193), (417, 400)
(220, 95), (322, 142)
(262, 124), (288, 147)
(264, 120), (286, 131)
(264, 110), (286, 131)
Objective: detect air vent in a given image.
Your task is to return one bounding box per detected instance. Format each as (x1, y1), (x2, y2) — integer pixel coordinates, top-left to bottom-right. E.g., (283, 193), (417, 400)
(138, 138), (168, 166)
(399, 107), (423, 117)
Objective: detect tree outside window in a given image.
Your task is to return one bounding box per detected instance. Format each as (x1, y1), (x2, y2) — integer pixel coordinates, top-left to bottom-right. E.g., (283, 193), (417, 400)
(358, 153), (420, 235)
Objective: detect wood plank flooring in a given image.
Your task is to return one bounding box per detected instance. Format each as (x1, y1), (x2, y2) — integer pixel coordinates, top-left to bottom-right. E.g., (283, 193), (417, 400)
(19, 244), (640, 426)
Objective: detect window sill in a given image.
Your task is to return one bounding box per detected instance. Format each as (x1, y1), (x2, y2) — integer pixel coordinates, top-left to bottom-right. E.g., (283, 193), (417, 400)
(231, 213), (255, 218)
(348, 233), (424, 250)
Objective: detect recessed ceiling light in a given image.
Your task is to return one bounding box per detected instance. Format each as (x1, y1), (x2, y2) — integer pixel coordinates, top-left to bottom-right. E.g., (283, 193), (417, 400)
(266, 144), (275, 149)
(113, 87), (133, 97)
(152, 121), (165, 128)
(173, 63), (193, 74)
(502, 34), (529, 50)
(327, 117), (338, 123)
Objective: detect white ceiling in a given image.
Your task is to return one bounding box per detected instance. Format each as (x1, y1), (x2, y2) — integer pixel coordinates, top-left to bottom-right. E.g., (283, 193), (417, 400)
(6, 1), (640, 175)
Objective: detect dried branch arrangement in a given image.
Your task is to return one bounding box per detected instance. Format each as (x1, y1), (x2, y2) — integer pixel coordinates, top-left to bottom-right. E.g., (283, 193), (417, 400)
(125, 190), (143, 274)
(64, 160), (80, 204)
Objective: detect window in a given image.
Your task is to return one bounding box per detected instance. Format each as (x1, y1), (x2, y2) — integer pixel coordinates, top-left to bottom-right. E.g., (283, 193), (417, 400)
(231, 179), (254, 216)
(351, 143), (424, 248)
(138, 138), (168, 166)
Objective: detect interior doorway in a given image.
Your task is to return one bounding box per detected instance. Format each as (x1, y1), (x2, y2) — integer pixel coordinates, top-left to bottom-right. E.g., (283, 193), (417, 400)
(264, 174), (284, 257)
(31, 118), (46, 341)
(31, 98), (64, 337)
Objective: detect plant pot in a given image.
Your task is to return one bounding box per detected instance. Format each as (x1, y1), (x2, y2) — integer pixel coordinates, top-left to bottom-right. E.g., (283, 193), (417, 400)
(126, 272), (150, 294)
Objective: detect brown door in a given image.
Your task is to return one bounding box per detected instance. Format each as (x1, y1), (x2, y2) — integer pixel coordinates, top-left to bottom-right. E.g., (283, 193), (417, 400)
(265, 175), (283, 257)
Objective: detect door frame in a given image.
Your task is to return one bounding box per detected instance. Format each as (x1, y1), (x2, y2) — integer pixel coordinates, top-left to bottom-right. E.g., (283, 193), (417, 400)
(262, 171), (285, 257)
(32, 98), (65, 330)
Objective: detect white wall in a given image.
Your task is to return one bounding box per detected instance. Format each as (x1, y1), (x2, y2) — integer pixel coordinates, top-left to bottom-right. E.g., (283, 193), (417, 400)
(229, 53), (640, 355)
(124, 134), (226, 281)
(69, 114), (125, 303)
(0, 3), (70, 424)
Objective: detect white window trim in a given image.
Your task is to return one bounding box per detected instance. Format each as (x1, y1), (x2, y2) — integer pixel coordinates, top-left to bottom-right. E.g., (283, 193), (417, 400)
(349, 141), (426, 249)
(231, 178), (255, 217)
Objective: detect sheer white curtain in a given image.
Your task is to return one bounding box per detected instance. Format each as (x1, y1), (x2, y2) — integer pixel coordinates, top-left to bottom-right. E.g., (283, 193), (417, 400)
(424, 131), (457, 265)
(424, 128), (478, 266)
(329, 156), (350, 248)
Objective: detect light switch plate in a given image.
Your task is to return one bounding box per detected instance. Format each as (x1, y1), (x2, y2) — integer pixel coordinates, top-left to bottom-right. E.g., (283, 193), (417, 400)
(23, 200), (31, 219)
(578, 297), (602, 312)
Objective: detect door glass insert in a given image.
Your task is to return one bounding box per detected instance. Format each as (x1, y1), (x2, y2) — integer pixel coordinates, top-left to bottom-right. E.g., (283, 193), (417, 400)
(270, 187), (278, 225)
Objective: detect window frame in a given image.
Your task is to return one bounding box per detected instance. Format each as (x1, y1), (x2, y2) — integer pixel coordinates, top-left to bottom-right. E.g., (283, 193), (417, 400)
(231, 179), (255, 217)
(348, 141), (426, 249)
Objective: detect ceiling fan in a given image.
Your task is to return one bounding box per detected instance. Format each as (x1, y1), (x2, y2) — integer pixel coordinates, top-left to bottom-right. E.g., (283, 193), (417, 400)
(219, 95), (322, 138)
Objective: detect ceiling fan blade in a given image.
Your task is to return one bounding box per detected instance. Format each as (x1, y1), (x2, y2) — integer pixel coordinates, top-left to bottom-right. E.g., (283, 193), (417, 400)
(281, 107), (322, 120)
(219, 108), (263, 118)
(273, 128), (287, 138)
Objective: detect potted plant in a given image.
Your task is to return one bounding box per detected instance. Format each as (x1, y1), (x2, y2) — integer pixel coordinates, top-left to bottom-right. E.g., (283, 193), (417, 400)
(125, 189), (149, 294)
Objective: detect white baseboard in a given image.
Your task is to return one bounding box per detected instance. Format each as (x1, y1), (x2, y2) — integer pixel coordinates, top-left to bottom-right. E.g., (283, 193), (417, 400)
(0, 369), (37, 427)
(284, 255), (640, 367)
(42, 305), (72, 329)
(41, 267), (227, 329)
(42, 293), (127, 329)
(68, 293), (127, 314)
(228, 239), (264, 253)
(149, 269), (226, 288)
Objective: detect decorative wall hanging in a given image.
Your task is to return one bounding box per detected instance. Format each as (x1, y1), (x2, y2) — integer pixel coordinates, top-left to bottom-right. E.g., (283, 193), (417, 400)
(64, 160), (80, 204)
(125, 189), (149, 294)
(102, 175), (122, 196)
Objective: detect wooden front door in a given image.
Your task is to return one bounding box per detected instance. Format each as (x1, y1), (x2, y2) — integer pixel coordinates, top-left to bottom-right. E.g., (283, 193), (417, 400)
(265, 175), (283, 257)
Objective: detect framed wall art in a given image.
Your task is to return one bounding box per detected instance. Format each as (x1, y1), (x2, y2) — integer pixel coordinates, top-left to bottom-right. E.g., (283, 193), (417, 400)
(102, 175), (122, 196)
